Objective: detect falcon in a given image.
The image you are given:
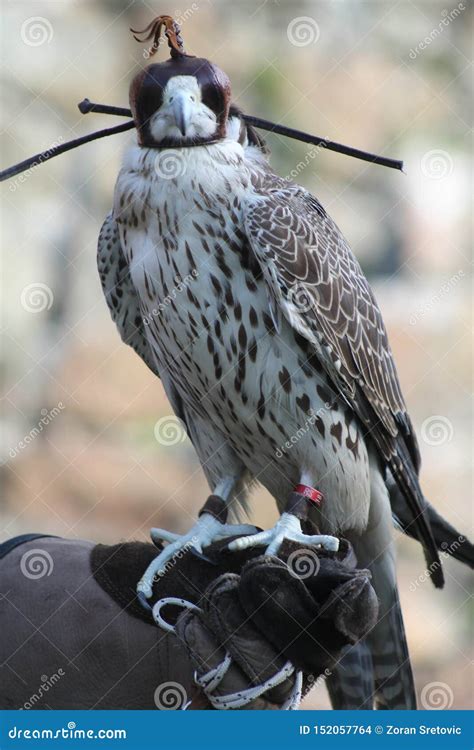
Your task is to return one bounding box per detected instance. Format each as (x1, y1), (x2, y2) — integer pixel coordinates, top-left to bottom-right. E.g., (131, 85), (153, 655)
(97, 24), (473, 709)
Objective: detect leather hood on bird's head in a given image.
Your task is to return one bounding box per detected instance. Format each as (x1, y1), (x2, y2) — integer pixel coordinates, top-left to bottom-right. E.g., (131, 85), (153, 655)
(129, 56), (232, 146)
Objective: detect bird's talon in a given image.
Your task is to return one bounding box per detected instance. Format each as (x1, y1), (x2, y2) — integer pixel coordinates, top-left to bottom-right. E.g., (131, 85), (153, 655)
(138, 517), (260, 597)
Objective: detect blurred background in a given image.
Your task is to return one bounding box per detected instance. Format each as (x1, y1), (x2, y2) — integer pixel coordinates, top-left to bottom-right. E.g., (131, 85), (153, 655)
(1, 0), (472, 708)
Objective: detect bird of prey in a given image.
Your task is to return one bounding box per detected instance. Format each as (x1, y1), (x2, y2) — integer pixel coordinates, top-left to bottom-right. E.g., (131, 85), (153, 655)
(97, 23), (473, 709)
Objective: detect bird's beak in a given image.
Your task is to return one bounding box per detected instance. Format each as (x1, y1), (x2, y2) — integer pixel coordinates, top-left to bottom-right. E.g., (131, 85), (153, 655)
(171, 92), (193, 137)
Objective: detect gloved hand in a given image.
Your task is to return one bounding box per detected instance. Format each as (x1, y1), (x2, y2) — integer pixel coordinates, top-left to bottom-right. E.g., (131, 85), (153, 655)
(1, 531), (378, 710)
(147, 534), (378, 710)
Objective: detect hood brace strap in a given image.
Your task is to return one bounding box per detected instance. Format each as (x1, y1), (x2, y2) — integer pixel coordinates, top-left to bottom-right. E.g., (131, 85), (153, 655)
(0, 97), (403, 184)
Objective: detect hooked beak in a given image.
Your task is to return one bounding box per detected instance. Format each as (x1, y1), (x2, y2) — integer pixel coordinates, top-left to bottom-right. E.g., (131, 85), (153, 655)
(171, 92), (193, 137)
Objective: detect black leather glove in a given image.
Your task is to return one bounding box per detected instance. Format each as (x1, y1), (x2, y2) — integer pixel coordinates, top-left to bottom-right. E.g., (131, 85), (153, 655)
(0, 531), (377, 710)
(143, 534), (378, 709)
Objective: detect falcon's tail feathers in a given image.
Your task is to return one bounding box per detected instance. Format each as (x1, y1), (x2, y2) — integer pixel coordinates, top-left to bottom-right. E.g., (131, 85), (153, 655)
(369, 583), (416, 709)
(326, 641), (374, 709)
(428, 511), (474, 568)
(327, 565), (416, 710)
(329, 474), (417, 711)
(389, 480), (474, 569)
(330, 549), (417, 710)
(389, 443), (444, 588)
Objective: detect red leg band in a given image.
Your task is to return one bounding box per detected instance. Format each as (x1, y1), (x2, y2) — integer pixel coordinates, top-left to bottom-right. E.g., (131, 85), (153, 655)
(293, 484), (324, 506)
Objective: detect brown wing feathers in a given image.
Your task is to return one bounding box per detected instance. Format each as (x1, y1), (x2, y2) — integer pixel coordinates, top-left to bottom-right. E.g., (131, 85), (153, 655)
(245, 178), (443, 587)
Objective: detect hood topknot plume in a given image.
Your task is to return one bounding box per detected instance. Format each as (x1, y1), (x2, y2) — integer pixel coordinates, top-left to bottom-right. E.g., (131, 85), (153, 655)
(130, 14), (187, 59)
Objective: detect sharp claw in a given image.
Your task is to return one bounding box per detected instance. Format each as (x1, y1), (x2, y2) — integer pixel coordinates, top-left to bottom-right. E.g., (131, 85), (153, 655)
(137, 590), (153, 610)
(137, 578), (154, 599)
(189, 548), (215, 564)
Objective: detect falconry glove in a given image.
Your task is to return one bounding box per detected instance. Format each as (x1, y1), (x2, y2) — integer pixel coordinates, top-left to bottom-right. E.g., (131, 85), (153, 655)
(1, 531), (377, 710)
(147, 533), (379, 710)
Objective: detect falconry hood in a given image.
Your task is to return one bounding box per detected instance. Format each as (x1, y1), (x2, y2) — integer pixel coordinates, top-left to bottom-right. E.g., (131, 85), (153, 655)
(0, 12), (405, 183)
(129, 15), (231, 147)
